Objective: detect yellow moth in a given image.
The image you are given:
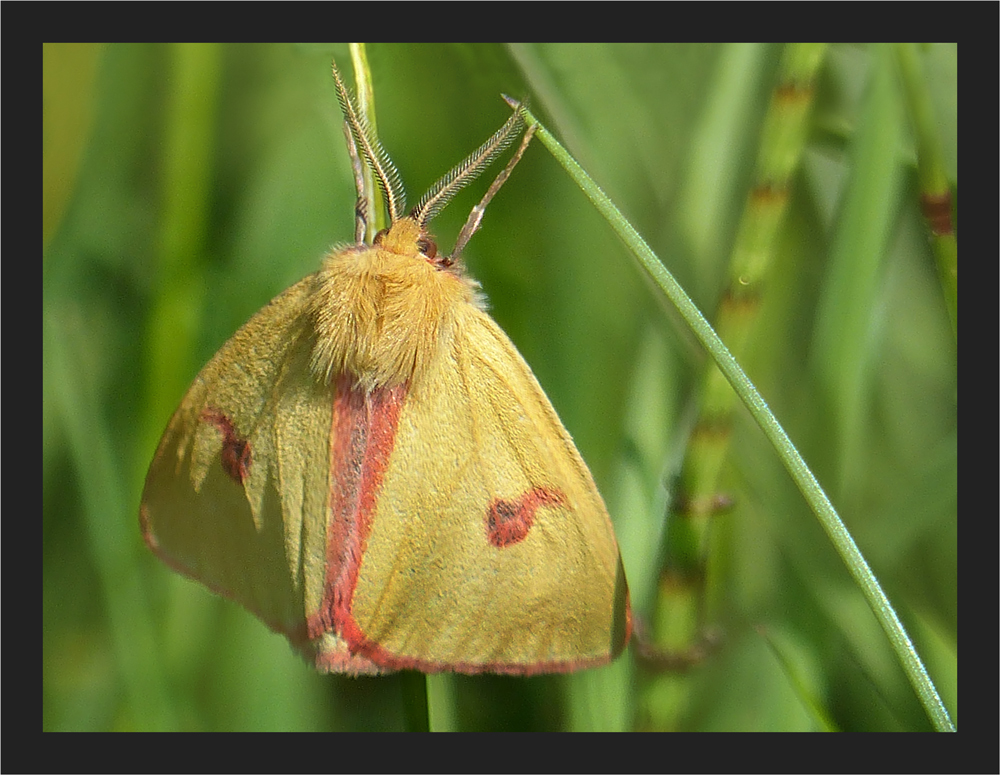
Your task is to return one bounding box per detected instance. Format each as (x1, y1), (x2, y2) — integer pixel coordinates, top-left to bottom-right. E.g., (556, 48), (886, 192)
(141, 61), (631, 675)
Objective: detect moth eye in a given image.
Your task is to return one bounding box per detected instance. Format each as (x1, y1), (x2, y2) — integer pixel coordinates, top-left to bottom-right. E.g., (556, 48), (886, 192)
(417, 238), (438, 260)
(373, 228), (389, 245)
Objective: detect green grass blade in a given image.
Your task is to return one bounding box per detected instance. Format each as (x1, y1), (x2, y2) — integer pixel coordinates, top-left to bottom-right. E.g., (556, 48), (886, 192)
(810, 44), (905, 482)
(45, 310), (176, 730)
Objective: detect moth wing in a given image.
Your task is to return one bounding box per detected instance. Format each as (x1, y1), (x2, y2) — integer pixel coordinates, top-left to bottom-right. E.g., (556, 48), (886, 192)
(141, 276), (374, 670)
(352, 305), (630, 674)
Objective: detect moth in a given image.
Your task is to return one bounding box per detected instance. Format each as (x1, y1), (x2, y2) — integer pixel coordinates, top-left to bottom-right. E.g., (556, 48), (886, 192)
(141, 61), (631, 675)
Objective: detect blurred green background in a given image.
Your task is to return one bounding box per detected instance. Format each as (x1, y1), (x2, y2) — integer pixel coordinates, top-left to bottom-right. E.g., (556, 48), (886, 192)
(43, 43), (955, 731)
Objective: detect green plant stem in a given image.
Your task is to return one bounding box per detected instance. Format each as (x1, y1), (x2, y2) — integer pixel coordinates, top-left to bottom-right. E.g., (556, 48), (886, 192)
(670, 41), (829, 588)
(426, 674), (458, 731)
(348, 42), (387, 238)
(895, 43), (957, 338)
(521, 106), (955, 733)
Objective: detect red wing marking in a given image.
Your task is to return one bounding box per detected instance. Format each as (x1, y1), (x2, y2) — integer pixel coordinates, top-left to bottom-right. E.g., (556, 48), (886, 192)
(485, 486), (566, 548)
(306, 375), (406, 654)
(201, 408), (252, 484)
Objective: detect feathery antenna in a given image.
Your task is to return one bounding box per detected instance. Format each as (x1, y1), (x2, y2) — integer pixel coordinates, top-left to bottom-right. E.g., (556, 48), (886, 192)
(411, 108), (525, 228)
(331, 61), (407, 226)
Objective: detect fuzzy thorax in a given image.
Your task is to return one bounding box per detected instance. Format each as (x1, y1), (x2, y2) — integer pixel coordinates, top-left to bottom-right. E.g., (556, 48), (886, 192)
(310, 218), (479, 391)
